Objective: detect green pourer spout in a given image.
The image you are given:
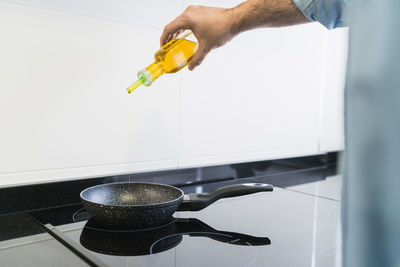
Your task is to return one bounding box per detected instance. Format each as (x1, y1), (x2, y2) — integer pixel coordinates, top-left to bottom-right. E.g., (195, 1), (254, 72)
(127, 78), (143, 94)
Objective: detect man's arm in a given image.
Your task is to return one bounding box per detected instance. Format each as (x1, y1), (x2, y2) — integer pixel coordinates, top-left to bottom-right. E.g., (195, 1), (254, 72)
(160, 0), (310, 70)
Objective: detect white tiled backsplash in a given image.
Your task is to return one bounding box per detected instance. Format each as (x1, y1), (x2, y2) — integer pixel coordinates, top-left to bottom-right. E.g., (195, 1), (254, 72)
(0, 0), (347, 187)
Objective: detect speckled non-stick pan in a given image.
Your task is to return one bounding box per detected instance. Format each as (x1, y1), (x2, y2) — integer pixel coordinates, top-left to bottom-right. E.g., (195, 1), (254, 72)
(80, 182), (273, 228)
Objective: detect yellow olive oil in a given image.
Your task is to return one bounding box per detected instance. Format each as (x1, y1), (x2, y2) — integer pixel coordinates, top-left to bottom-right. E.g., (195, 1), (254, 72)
(127, 32), (197, 93)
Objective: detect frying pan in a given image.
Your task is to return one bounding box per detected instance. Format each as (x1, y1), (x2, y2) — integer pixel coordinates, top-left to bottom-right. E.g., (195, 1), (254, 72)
(80, 182), (273, 228)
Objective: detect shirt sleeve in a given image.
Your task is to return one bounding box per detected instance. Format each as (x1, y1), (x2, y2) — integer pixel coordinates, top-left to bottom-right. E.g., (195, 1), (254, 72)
(292, 0), (350, 29)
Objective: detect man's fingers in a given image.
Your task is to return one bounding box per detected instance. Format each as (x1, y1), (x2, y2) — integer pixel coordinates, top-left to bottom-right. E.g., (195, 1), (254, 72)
(188, 44), (209, 71)
(160, 17), (189, 46)
(171, 29), (184, 41)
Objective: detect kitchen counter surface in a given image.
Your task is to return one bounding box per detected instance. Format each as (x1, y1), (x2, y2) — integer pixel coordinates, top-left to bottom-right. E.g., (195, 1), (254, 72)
(0, 166), (342, 267)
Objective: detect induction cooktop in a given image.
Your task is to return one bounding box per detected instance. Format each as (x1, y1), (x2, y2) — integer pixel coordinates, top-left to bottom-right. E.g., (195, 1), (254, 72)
(28, 174), (341, 267)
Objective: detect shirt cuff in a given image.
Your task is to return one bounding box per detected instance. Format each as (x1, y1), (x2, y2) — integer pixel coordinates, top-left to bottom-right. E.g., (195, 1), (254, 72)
(292, 0), (349, 30)
(292, 0), (314, 20)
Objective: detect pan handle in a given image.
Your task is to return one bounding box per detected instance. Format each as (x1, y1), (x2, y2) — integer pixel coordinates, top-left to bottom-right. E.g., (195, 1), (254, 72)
(178, 183), (273, 211)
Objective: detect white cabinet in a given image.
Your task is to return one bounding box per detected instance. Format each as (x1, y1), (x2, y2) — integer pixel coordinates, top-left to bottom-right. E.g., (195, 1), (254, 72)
(178, 24), (326, 167)
(0, 2), (179, 186)
(319, 28), (348, 152)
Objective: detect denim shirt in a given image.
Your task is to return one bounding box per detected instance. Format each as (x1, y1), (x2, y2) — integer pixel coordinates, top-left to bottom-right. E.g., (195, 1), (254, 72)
(292, 0), (350, 29)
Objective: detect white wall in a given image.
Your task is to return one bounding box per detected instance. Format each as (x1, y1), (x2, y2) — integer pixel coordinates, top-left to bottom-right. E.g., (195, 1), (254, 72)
(0, 0), (347, 187)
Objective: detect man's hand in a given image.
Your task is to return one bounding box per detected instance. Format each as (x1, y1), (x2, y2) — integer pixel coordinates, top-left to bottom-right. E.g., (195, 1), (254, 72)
(161, 1), (309, 71)
(160, 6), (236, 71)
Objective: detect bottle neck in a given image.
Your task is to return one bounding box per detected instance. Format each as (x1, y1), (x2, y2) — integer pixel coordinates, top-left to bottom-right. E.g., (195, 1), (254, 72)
(137, 61), (164, 87)
(147, 61), (164, 82)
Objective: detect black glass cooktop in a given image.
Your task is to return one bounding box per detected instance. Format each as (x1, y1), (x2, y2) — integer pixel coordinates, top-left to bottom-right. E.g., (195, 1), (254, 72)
(0, 161), (341, 267)
(24, 172), (341, 267)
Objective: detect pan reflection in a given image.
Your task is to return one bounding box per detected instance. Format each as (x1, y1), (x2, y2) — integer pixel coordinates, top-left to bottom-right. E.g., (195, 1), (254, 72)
(80, 217), (271, 256)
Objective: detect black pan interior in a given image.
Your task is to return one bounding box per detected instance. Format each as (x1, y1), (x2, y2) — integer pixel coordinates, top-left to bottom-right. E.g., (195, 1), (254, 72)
(81, 183), (183, 206)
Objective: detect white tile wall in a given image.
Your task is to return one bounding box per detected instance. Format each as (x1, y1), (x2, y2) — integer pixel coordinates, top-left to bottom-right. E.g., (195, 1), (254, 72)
(178, 24), (325, 167)
(0, 0), (183, 29)
(0, 0), (346, 187)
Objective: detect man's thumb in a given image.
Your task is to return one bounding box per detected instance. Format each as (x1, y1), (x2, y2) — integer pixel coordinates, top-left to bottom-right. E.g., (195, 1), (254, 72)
(188, 44), (209, 71)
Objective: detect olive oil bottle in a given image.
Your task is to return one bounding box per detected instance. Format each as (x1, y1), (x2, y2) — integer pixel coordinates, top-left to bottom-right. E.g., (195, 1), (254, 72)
(127, 31), (197, 93)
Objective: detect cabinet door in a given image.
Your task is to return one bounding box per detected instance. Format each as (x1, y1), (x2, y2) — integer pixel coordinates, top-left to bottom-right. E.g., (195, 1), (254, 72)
(179, 24), (325, 167)
(319, 28), (348, 152)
